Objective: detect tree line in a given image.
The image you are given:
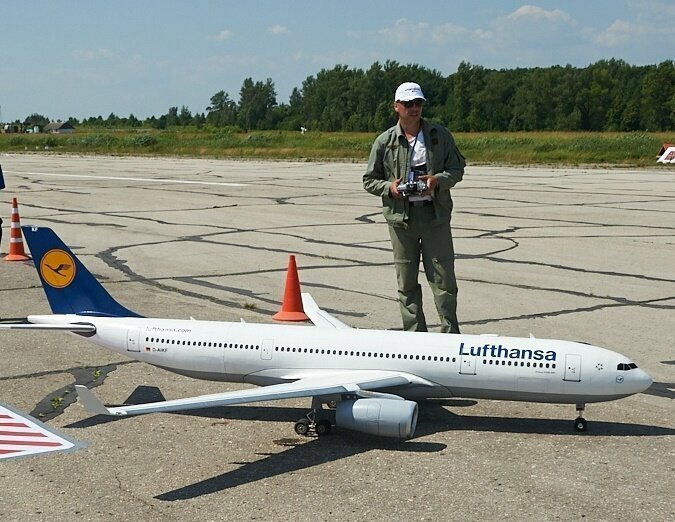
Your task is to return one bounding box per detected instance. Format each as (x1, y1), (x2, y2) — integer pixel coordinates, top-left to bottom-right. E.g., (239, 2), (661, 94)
(20, 59), (675, 133)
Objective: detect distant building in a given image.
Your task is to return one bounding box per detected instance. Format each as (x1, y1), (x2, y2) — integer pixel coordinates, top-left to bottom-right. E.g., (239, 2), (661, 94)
(44, 121), (75, 134)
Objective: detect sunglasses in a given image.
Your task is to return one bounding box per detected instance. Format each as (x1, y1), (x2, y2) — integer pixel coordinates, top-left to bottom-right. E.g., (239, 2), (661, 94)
(399, 99), (424, 108)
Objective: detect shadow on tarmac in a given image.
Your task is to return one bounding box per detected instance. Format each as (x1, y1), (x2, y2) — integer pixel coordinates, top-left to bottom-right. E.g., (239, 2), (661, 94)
(155, 432), (445, 501)
(63, 385), (674, 501)
(416, 400), (675, 437)
(154, 403), (674, 501)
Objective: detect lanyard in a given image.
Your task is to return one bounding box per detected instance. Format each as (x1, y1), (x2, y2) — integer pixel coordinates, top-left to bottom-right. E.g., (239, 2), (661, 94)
(407, 130), (420, 182)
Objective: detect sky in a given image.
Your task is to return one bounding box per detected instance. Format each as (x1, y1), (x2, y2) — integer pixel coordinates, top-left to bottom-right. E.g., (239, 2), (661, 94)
(1, 0), (674, 122)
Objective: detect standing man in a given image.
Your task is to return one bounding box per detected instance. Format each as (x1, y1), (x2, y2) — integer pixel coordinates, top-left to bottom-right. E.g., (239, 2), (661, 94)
(363, 82), (465, 333)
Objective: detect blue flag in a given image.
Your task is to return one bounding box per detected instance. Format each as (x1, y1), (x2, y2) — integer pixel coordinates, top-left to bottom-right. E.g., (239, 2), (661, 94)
(0, 164), (5, 190)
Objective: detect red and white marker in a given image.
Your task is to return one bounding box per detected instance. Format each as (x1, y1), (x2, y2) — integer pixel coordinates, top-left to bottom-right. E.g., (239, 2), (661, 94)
(0, 404), (83, 460)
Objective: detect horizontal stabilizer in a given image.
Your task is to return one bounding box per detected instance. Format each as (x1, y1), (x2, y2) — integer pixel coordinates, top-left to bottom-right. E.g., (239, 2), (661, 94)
(75, 386), (116, 416)
(0, 322), (96, 333)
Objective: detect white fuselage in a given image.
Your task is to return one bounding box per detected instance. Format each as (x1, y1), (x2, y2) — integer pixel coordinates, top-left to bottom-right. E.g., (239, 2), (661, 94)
(30, 314), (652, 405)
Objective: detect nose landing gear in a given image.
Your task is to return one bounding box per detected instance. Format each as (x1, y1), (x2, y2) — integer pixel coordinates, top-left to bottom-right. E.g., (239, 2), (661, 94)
(574, 403), (587, 432)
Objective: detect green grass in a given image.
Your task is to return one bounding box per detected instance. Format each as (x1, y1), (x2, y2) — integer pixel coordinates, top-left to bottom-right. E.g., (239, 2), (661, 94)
(456, 131), (672, 166)
(1, 129), (673, 166)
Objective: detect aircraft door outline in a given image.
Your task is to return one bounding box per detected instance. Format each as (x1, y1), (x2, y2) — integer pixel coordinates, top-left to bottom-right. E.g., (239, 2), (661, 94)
(126, 329), (140, 352)
(261, 338), (273, 360)
(459, 354), (476, 375)
(564, 354), (581, 382)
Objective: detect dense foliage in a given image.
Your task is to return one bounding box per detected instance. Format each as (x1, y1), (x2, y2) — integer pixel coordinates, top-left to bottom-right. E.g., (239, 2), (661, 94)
(17, 59), (675, 132)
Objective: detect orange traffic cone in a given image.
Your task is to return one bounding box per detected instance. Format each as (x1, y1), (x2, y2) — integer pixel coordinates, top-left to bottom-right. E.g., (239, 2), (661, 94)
(5, 197), (31, 261)
(272, 255), (309, 321)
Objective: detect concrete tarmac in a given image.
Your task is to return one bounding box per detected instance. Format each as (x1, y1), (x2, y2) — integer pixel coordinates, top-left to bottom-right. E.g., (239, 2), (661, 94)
(0, 154), (673, 521)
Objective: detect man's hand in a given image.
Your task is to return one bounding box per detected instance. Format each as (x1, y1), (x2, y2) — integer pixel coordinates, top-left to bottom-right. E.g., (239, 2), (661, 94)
(389, 178), (404, 199)
(419, 174), (437, 196)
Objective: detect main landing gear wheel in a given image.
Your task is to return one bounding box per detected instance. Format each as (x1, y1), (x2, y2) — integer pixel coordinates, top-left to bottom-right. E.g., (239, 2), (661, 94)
(293, 417), (332, 437)
(574, 417), (588, 432)
(294, 418), (310, 436)
(315, 419), (332, 436)
(294, 398), (334, 437)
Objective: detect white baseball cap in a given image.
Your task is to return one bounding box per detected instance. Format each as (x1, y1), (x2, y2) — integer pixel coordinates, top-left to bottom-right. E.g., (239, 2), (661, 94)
(394, 82), (426, 102)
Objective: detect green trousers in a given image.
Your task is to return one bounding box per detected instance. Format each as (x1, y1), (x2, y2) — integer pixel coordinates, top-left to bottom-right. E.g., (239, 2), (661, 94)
(387, 205), (460, 333)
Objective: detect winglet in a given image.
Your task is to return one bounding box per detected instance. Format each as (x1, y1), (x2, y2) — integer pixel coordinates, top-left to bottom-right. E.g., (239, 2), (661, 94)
(75, 385), (124, 416)
(301, 293), (351, 329)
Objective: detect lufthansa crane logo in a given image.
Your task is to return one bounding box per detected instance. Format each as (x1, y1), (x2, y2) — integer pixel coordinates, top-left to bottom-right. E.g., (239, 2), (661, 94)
(40, 249), (76, 288)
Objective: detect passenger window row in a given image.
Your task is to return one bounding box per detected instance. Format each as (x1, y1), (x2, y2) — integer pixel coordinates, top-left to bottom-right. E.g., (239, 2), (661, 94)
(275, 345), (457, 363)
(483, 359), (556, 369)
(145, 337), (259, 350)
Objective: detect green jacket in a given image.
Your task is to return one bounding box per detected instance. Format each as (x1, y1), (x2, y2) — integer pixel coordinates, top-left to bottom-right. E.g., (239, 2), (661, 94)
(363, 119), (465, 225)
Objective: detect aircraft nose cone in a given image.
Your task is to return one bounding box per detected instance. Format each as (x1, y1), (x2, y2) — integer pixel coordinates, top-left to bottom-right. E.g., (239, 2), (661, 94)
(636, 369), (653, 393)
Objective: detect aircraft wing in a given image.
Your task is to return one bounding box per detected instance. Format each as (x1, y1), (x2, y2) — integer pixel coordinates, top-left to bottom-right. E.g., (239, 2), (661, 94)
(75, 369), (433, 417)
(301, 293), (351, 329)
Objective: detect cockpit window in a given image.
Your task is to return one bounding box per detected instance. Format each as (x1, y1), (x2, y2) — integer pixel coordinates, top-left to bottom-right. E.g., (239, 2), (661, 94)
(617, 363), (638, 371)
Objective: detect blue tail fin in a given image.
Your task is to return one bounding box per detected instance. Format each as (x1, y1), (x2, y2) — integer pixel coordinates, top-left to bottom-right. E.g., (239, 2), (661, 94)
(22, 226), (142, 317)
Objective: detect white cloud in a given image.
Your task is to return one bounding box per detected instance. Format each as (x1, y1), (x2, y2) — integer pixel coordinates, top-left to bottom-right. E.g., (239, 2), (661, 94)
(594, 16), (675, 47)
(430, 23), (471, 45)
(374, 8), (573, 52)
(506, 5), (571, 23)
(377, 18), (430, 45)
(594, 19), (635, 46)
(482, 4), (577, 53)
(212, 29), (232, 41)
(268, 24), (289, 35)
(473, 29), (493, 41)
(72, 48), (119, 62)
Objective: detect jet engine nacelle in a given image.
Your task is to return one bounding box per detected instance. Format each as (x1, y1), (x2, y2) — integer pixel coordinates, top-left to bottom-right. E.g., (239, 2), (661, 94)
(335, 398), (418, 439)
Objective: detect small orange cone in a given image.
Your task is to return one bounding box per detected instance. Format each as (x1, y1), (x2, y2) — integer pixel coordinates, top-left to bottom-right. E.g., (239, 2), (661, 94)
(5, 197), (31, 261)
(273, 255), (309, 321)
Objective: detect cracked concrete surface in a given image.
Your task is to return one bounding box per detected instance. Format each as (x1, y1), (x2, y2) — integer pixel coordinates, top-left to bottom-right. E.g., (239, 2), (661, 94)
(0, 155), (672, 521)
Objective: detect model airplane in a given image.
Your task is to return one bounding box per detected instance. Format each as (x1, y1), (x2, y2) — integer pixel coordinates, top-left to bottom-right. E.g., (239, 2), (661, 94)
(0, 226), (652, 439)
